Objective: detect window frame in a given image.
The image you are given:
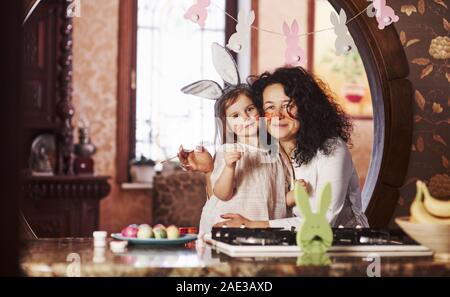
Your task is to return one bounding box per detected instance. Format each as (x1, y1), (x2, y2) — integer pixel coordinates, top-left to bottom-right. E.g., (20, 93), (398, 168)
(116, 0), (238, 183)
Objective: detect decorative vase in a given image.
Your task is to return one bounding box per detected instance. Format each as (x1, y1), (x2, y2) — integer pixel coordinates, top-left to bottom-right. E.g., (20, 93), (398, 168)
(74, 124), (96, 158)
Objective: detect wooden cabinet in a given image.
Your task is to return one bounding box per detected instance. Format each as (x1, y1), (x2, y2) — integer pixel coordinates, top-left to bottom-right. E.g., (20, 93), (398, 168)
(22, 175), (110, 237)
(21, 0), (61, 173)
(22, 0), (59, 130)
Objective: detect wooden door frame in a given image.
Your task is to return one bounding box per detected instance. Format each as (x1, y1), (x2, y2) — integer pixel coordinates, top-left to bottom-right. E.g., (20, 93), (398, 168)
(328, 0), (412, 227)
(116, 0), (239, 184)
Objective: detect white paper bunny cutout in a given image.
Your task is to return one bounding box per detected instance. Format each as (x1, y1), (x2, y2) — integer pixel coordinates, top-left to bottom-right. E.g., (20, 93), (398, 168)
(181, 42), (240, 101)
(283, 20), (307, 67)
(372, 0), (399, 30)
(330, 9), (356, 55)
(227, 10), (255, 54)
(365, 0), (377, 18)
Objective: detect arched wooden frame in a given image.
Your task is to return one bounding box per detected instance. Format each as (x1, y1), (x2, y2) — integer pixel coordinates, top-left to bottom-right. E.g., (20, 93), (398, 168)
(23, 0), (413, 227)
(328, 0), (413, 227)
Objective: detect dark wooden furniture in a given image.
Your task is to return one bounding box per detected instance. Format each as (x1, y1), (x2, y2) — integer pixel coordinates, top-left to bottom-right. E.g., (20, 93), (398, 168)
(22, 175), (110, 237)
(20, 0), (111, 237)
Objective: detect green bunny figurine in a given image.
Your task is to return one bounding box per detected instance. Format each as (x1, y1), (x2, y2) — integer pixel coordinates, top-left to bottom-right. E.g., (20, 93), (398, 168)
(297, 252), (332, 266)
(295, 181), (333, 254)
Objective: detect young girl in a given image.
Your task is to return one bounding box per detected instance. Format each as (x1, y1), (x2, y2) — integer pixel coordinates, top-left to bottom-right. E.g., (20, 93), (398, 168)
(180, 43), (291, 236)
(197, 85), (289, 236)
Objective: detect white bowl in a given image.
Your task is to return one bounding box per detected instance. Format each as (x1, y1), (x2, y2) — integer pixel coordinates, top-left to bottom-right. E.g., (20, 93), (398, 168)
(396, 216), (450, 259)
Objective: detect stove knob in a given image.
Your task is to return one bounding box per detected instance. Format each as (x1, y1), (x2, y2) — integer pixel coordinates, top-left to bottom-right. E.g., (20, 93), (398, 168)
(359, 236), (369, 244)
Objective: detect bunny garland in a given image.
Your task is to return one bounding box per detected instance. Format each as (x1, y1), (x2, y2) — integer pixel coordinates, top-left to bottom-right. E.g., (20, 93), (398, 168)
(294, 181), (333, 254)
(366, 0), (399, 30)
(283, 20), (307, 67)
(372, 0), (399, 30)
(330, 9), (356, 56)
(180, 42), (241, 108)
(184, 0), (211, 28)
(182, 2), (399, 66)
(227, 10), (255, 54)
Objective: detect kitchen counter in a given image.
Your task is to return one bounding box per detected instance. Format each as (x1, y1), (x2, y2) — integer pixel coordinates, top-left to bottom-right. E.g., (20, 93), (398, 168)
(20, 238), (450, 277)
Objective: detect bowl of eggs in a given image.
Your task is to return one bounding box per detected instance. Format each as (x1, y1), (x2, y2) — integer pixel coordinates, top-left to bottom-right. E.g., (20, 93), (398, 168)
(111, 224), (197, 245)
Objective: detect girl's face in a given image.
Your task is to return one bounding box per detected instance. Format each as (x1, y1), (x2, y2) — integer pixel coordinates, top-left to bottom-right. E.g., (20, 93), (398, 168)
(262, 83), (300, 141)
(225, 94), (259, 139)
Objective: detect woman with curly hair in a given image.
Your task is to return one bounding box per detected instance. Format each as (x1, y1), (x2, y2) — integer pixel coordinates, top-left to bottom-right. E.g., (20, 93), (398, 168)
(212, 66), (369, 228)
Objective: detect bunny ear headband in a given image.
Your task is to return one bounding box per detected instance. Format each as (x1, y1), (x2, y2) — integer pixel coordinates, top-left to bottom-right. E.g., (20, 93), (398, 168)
(181, 42), (242, 102)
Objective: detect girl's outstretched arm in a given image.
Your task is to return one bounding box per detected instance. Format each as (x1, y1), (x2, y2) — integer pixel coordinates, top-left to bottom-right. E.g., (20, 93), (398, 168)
(213, 151), (241, 201)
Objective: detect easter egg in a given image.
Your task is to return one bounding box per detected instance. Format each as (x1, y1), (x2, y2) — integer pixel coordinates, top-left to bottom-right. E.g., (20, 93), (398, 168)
(166, 225), (180, 239)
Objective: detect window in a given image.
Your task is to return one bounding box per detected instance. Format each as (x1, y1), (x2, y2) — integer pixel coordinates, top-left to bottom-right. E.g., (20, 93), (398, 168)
(117, 0), (237, 182)
(135, 0), (228, 161)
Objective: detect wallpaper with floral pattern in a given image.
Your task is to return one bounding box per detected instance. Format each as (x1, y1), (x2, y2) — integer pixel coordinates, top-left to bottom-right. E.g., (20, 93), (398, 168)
(72, 0), (152, 233)
(390, 0), (449, 225)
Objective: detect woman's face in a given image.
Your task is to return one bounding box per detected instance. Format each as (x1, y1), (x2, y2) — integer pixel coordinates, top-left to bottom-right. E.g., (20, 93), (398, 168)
(262, 83), (300, 141)
(225, 94), (259, 138)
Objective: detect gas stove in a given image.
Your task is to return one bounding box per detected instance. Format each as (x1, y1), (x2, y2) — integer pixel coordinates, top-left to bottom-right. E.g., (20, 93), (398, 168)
(204, 227), (432, 257)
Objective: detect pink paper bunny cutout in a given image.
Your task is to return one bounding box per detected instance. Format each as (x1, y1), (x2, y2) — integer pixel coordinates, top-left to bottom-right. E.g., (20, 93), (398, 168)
(283, 20), (307, 67)
(373, 0), (399, 30)
(184, 0), (211, 28)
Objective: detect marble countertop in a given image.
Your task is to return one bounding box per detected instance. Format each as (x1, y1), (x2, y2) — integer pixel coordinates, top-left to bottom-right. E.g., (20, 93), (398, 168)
(20, 238), (450, 277)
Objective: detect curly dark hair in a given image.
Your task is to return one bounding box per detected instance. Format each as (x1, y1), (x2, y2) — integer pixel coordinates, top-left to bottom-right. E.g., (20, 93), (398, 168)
(249, 67), (353, 166)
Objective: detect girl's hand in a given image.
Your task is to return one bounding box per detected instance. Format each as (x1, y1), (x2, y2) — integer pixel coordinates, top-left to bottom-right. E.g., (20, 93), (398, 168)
(177, 145), (214, 173)
(224, 151), (242, 168)
(213, 213), (269, 228)
(286, 190), (296, 207)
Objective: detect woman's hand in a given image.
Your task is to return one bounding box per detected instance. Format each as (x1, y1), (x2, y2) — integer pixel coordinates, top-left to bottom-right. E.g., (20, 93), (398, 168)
(297, 179), (312, 195)
(286, 179), (311, 207)
(297, 179), (311, 193)
(177, 145), (214, 173)
(213, 213), (269, 228)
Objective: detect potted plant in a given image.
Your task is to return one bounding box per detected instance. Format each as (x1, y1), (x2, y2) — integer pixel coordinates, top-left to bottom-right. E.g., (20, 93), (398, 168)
(129, 155), (156, 183)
